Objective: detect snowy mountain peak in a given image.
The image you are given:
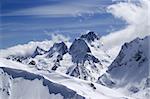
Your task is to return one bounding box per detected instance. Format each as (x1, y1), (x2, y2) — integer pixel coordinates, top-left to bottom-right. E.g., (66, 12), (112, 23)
(31, 46), (47, 58)
(67, 38), (102, 81)
(97, 36), (150, 99)
(69, 39), (91, 63)
(108, 36), (149, 74)
(47, 42), (68, 58)
(80, 31), (99, 42)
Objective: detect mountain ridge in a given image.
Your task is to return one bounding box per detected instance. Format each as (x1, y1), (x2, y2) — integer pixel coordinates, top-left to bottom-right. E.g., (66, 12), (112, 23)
(97, 35), (150, 99)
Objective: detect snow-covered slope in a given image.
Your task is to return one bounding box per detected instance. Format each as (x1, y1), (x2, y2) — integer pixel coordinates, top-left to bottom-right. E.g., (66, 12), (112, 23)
(0, 67), (85, 99)
(0, 58), (132, 99)
(97, 36), (150, 99)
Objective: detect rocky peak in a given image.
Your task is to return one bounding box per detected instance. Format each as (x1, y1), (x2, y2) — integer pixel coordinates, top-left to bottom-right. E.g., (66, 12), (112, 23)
(47, 42), (68, 58)
(80, 31), (99, 42)
(69, 39), (91, 63)
(97, 36), (149, 90)
(31, 46), (47, 58)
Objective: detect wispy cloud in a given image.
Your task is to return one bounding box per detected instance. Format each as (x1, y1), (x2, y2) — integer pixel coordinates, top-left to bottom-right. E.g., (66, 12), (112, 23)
(1, 0), (106, 17)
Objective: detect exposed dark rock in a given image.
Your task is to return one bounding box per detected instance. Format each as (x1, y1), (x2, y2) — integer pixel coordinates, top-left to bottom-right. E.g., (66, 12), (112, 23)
(80, 31), (99, 42)
(32, 46), (47, 58)
(47, 42), (68, 58)
(69, 39), (91, 63)
(29, 60), (36, 65)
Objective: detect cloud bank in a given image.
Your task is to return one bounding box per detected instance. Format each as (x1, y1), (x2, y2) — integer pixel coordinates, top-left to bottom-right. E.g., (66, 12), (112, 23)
(101, 0), (150, 58)
(0, 34), (71, 58)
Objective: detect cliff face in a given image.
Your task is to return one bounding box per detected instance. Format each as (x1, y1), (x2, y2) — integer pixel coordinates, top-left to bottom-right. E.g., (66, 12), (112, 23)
(97, 36), (150, 99)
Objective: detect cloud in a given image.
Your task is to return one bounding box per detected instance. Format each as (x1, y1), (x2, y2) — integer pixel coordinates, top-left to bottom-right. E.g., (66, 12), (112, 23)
(100, 0), (150, 58)
(1, 0), (105, 17)
(44, 30), (70, 42)
(0, 40), (52, 58)
(0, 34), (71, 58)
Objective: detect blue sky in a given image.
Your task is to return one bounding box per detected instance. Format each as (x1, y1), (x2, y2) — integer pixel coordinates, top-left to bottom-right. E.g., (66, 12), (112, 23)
(0, 0), (128, 49)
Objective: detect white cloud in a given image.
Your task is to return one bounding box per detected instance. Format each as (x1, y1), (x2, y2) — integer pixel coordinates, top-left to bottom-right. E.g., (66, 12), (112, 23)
(0, 34), (71, 58)
(0, 40), (52, 58)
(51, 34), (70, 43)
(44, 30), (70, 42)
(101, 0), (150, 58)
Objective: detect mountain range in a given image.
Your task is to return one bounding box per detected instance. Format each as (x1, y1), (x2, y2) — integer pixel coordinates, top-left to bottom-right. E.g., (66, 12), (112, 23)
(0, 31), (149, 99)
(5, 31), (112, 82)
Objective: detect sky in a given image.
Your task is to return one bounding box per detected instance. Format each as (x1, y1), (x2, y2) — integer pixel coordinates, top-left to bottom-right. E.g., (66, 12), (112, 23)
(0, 0), (149, 59)
(0, 0), (128, 48)
(0, 0), (149, 51)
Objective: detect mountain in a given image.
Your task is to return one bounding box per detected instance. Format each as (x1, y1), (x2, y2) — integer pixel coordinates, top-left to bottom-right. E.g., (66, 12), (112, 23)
(31, 46), (47, 58)
(46, 42), (68, 70)
(97, 36), (150, 99)
(65, 32), (106, 81)
(0, 58), (131, 99)
(25, 42), (68, 71)
(66, 38), (102, 81)
(69, 38), (92, 63)
(2, 31), (112, 82)
(80, 31), (99, 42)
(46, 41), (68, 58)
(1, 32), (149, 99)
(80, 31), (112, 67)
